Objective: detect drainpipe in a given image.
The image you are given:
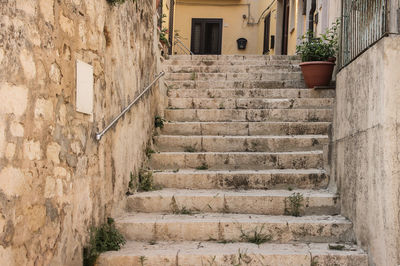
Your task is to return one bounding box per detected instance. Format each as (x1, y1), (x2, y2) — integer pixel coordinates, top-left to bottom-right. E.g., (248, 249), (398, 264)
(308, 0), (316, 35)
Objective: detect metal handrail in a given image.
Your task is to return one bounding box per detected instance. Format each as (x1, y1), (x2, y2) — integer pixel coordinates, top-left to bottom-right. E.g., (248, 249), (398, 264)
(174, 36), (194, 55)
(95, 71), (165, 141)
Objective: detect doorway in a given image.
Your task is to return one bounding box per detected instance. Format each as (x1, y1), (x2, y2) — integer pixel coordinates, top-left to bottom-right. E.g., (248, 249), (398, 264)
(282, 0), (290, 55)
(263, 13), (271, 54)
(191, 19), (223, 55)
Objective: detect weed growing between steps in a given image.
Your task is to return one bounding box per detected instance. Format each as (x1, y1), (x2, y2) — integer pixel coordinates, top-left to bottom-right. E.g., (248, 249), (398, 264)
(107, 0), (135, 6)
(139, 256), (147, 266)
(329, 244), (345, 250)
(154, 115), (165, 129)
(184, 146), (196, 152)
(196, 163), (209, 170)
(145, 147), (155, 158)
(83, 218), (126, 266)
(240, 225), (272, 245)
(311, 257), (319, 266)
(285, 192), (304, 217)
(126, 170), (162, 195)
(231, 249), (253, 265)
(170, 196), (196, 215)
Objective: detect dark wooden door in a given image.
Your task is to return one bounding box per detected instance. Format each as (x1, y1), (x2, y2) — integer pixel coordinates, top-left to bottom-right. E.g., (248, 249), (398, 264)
(282, 0), (290, 55)
(263, 13), (271, 54)
(191, 19), (223, 55)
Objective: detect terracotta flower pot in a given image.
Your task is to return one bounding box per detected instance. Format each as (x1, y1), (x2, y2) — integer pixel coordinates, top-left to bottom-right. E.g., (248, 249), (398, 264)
(299, 61), (335, 88)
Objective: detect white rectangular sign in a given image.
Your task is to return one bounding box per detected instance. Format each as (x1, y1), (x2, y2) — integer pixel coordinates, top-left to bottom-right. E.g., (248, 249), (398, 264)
(76, 60), (94, 115)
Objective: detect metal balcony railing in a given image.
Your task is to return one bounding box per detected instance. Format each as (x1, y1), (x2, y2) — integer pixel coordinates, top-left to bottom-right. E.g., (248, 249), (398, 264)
(339, 0), (399, 69)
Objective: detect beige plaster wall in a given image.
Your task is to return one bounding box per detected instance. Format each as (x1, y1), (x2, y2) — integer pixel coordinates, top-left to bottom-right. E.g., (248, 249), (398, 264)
(332, 35), (400, 266)
(0, 0), (163, 265)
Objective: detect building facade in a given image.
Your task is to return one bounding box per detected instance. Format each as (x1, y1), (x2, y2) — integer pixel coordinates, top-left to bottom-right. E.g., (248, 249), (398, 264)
(163, 0), (341, 55)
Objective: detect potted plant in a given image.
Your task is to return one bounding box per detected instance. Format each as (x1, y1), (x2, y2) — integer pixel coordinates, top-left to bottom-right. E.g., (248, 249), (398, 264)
(296, 21), (339, 88)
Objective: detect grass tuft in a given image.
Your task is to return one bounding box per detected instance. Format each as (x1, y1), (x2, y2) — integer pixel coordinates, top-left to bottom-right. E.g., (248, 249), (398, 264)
(240, 225), (272, 245)
(196, 163), (209, 170)
(184, 146), (196, 152)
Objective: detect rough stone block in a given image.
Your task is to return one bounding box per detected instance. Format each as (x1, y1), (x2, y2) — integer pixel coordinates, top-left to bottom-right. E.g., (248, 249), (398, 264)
(19, 49), (36, 80)
(0, 83), (28, 116)
(23, 140), (42, 160)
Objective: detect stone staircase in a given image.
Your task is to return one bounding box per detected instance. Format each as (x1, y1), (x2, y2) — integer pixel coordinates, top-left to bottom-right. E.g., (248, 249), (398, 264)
(98, 55), (368, 265)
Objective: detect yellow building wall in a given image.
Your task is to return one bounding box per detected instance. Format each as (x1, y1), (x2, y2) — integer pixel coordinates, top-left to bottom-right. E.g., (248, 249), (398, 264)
(173, 0), (278, 55)
(255, 2), (278, 55)
(172, 0), (301, 55)
(287, 0), (298, 55)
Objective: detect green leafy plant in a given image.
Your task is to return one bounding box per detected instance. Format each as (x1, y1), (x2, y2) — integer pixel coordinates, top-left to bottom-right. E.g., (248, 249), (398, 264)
(296, 20), (340, 62)
(159, 27), (169, 47)
(83, 218), (126, 266)
(137, 169), (160, 192)
(155, 115), (165, 129)
(145, 147), (155, 158)
(285, 192), (304, 217)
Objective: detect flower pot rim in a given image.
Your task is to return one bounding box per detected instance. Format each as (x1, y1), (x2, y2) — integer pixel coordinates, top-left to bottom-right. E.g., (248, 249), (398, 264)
(299, 61), (335, 66)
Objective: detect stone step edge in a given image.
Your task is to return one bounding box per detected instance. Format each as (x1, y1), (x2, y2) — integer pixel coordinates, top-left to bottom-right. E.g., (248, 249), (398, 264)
(155, 135), (329, 139)
(151, 151), (323, 155)
(163, 121), (332, 125)
(98, 241), (367, 257)
(152, 169), (327, 174)
(116, 213), (350, 224)
(128, 188), (337, 199)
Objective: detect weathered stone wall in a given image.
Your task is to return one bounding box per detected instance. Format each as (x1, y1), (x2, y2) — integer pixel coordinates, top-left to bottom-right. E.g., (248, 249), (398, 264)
(0, 0), (162, 265)
(332, 35), (400, 266)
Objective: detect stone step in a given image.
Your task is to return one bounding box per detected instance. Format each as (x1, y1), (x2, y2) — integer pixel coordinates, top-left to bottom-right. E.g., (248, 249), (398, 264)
(165, 109), (332, 122)
(166, 80), (306, 89)
(168, 55), (301, 61)
(154, 135), (328, 152)
(161, 122), (331, 136)
(165, 72), (303, 81)
(167, 98), (334, 110)
(149, 151), (323, 170)
(167, 88), (335, 99)
(153, 169), (328, 190)
(165, 64), (301, 73)
(165, 60), (300, 67)
(97, 241), (368, 266)
(127, 189), (339, 216)
(115, 213), (354, 243)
